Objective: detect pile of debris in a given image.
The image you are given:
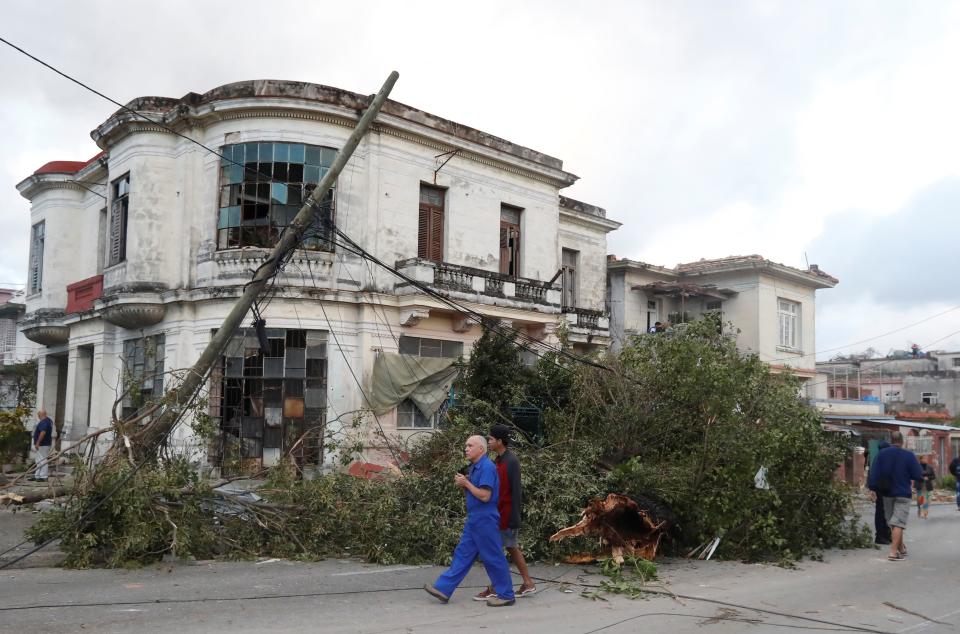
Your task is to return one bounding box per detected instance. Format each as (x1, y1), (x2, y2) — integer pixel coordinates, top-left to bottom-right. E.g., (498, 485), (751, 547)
(550, 493), (675, 563)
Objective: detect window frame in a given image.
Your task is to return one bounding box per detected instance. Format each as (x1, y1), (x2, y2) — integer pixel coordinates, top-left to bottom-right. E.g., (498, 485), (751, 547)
(777, 298), (800, 350)
(216, 142), (337, 252)
(397, 335), (463, 359)
(418, 184), (445, 262)
(921, 392), (939, 405)
(108, 173), (130, 267)
(396, 398), (440, 429)
(499, 204), (522, 277)
(561, 247), (579, 310)
(28, 221), (44, 294)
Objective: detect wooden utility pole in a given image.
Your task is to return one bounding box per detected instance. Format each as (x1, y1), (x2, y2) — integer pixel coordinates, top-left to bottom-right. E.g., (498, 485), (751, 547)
(130, 71), (399, 454)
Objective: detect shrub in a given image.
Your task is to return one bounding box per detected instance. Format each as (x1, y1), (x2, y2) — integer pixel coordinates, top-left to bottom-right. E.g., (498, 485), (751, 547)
(939, 474), (957, 491)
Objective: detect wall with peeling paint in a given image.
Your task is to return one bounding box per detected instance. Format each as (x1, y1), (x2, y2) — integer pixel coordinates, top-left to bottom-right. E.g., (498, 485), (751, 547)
(16, 83), (619, 468)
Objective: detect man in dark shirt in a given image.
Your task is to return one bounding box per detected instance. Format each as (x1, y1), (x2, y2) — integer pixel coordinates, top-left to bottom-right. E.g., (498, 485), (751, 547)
(868, 435), (922, 561)
(474, 424), (536, 600)
(424, 435), (516, 606)
(949, 454), (960, 511)
(32, 408), (54, 482)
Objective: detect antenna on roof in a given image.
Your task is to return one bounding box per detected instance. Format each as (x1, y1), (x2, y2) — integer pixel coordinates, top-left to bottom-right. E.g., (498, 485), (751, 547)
(803, 252), (809, 269)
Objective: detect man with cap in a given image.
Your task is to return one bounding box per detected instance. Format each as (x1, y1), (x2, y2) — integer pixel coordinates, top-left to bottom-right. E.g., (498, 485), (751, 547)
(474, 424), (536, 600)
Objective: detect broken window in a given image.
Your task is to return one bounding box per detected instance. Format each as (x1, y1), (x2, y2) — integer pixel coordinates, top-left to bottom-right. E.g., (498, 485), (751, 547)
(109, 173), (129, 266)
(217, 142), (337, 251)
(398, 335), (462, 358)
(211, 328), (328, 473)
(499, 204), (522, 277)
(777, 298), (800, 349)
(121, 333), (165, 419)
(921, 392), (939, 405)
(561, 248), (578, 310)
(28, 221), (44, 294)
(418, 184), (445, 262)
(397, 398), (437, 429)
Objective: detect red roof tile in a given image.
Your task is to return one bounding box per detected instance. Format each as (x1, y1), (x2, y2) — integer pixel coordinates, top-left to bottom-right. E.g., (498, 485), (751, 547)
(33, 152), (105, 176)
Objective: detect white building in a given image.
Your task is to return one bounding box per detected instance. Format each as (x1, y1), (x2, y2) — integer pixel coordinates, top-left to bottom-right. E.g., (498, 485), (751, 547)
(16, 80), (619, 472)
(607, 255), (837, 383)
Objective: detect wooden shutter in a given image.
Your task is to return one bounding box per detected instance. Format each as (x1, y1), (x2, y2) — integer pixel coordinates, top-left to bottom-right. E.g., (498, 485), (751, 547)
(109, 200), (124, 266)
(428, 207), (443, 262)
(418, 185), (444, 262)
(499, 222), (520, 276)
(29, 222), (44, 293)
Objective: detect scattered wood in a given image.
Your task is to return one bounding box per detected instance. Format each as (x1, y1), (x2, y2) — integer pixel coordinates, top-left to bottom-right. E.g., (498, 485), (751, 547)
(549, 493), (674, 564)
(3, 487), (70, 505)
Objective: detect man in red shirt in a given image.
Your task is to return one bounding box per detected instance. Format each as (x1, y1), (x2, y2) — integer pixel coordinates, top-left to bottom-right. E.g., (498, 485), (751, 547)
(474, 424), (536, 599)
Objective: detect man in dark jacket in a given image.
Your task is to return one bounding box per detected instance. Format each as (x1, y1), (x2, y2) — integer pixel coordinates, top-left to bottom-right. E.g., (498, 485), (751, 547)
(473, 424), (536, 600)
(868, 435), (922, 561)
(949, 454), (960, 511)
(868, 441), (892, 545)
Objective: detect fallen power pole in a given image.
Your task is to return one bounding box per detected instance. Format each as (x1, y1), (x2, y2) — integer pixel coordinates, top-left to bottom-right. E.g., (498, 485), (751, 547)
(129, 71), (400, 455)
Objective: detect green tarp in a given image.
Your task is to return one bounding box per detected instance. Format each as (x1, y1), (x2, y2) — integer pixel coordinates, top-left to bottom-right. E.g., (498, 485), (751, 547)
(368, 353), (459, 418)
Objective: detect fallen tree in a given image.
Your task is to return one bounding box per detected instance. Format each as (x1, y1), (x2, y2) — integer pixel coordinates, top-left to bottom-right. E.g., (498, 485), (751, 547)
(26, 316), (871, 568)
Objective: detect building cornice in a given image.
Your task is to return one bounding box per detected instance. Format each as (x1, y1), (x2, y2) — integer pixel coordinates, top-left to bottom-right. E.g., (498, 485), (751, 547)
(93, 99), (579, 189)
(559, 207), (622, 233)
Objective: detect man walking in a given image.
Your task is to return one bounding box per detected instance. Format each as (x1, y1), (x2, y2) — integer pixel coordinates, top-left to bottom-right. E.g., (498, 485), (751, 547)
(869, 441), (892, 545)
(949, 453), (960, 511)
(31, 409), (54, 482)
(868, 434), (922, 561)
(474, 424), (536, 600)
(424, 435), (516, 607)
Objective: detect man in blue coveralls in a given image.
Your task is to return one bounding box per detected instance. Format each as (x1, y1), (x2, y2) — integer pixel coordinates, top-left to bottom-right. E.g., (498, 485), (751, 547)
(424, 435), (516, 607)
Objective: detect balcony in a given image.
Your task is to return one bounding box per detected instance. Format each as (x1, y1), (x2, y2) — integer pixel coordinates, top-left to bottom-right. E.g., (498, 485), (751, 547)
(563, 306), (608, 331)
(66, 275), (104, 314)
(394, 258), (561, 312)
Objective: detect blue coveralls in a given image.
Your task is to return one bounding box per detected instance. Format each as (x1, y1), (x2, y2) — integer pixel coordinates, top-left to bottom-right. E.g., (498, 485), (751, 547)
(433, 454), (516, 600)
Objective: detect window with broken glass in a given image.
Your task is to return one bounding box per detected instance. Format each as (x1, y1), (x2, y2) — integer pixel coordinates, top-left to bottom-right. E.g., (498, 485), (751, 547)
(122, 334), (165, 419)
(396, 336), (462, 429)
(217, 142), (337, 251)
(208, 328), (328, 472)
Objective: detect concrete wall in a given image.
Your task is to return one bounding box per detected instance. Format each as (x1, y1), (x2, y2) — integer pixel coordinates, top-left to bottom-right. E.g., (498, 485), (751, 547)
(902, 375), (960, 417)
(17, 90), (617, 465)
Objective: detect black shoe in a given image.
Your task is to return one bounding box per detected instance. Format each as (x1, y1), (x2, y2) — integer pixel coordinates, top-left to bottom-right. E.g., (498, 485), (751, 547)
(875, 538), (891, 545)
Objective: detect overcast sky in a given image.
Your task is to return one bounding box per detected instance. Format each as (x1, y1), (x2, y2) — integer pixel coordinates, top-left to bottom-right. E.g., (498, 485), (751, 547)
(2, 0), (958, 360)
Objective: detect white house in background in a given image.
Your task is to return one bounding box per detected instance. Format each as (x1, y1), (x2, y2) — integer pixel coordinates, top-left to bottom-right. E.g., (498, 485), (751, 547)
(607, 255), (837, 383)
(16, 80), (620, 473)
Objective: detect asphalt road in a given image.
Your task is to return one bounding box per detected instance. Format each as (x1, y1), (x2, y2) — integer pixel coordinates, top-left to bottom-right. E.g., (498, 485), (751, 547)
(1, 503), (958, 633)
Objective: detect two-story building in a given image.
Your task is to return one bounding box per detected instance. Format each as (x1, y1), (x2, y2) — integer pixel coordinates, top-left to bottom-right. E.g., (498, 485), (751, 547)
(16, 80), (619, 473)
(607, 254), (838, 383)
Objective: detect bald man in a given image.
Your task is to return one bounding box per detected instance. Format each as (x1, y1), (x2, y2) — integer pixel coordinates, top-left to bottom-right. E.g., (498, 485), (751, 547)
(32, 409), (54, 482)
(424, 435), (516, 606)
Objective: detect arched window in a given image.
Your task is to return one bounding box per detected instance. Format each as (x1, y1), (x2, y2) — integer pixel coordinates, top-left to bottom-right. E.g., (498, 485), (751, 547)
(217, 142), (337, 250)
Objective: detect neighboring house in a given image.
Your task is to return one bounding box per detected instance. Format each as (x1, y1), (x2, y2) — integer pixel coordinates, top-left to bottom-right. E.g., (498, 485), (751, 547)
(0, 288), (35, 412)
(607, 254), (837, 384)
(815, 350), (960, 475)
(16, 80), (619, 473)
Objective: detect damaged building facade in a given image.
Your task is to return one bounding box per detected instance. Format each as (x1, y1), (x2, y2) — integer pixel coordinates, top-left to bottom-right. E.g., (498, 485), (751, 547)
(16, 80), (619, 473)
(607, 255), (837, 385)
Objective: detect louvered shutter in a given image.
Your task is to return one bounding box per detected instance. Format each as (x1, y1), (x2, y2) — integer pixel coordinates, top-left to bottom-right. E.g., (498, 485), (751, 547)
(429, 207), (444, 262)
(418, 207), (430, 260)
(109, 201), (123, 266)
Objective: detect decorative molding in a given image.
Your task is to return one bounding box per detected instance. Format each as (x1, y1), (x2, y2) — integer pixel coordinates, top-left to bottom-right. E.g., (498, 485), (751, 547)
(23, 325), (70, 346)
(400, 307), (431, 327)
(102, 303), (167, 329)
(451, 315), (474, 334)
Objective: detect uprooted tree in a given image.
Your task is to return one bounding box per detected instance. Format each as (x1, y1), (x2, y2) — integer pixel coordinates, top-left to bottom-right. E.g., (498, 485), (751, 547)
(26, 315), (869, 568)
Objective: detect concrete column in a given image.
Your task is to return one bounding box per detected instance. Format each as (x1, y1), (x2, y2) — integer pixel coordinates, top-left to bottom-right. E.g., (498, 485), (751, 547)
(88, 345), (106, 431)
(69, 347), (94, 441)
(37, 355), (59, 421)
(61, 346), (81, 440)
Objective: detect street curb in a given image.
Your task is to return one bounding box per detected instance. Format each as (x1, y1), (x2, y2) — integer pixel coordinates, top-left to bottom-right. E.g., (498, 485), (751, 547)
(0, 550), (66, 570)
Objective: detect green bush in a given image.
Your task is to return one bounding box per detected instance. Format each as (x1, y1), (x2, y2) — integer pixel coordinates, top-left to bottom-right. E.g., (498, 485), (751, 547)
(939, 474), (957, 491)
(0, 407), (32, 466)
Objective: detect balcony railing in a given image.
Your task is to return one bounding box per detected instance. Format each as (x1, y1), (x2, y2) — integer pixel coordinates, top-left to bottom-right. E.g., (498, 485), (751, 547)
(66, 275), (104, 313)
(395, 258), (561, 309)
(562, 306), (608, 331)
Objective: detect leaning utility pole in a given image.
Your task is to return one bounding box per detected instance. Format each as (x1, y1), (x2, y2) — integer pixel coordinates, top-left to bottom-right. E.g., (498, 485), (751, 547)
(130, 71), (399, 454)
